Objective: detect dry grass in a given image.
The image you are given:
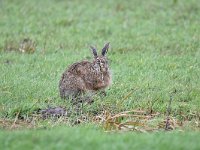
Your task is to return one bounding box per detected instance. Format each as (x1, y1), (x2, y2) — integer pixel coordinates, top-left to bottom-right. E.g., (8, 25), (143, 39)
(93, 109), (179, 132)
(1, 107), (199, 132)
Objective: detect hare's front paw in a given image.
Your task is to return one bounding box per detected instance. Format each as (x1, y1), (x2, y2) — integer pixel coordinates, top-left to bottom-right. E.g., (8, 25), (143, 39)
(99, 90), (106, 97)
(72, 96), (94, 105)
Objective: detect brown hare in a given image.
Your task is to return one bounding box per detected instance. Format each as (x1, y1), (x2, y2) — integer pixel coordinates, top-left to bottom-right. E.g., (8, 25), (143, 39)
(59, 43), (111, 101)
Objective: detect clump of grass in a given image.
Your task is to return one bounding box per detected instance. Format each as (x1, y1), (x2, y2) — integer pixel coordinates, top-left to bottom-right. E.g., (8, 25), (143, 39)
(19, 38), (36, 54)
(4, 38), (36, 54)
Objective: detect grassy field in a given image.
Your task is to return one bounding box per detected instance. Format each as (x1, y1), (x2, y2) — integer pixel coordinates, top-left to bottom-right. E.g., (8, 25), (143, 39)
(0, 0), (200, 149)
(1, 126), (200, 150)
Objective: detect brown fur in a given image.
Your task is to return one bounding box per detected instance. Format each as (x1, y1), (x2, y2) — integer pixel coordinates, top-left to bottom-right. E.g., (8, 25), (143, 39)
(59, 43), (111, 100)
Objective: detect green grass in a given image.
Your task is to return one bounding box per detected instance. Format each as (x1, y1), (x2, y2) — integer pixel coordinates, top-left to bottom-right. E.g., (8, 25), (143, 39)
(0, 0), (200, 149)
(0, 126), (200, 150)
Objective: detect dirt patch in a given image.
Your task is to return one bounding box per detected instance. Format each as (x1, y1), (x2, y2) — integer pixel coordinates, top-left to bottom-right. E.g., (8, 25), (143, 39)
(0, 119), (34, 130)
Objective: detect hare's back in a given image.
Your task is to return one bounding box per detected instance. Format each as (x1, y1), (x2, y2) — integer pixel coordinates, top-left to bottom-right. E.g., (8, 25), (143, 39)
(67, 61), (92, 75)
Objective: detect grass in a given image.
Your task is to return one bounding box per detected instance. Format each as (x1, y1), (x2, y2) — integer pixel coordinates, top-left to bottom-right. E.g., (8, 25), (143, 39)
(0, 0), (200, 149)
(0, 126), (200, 150)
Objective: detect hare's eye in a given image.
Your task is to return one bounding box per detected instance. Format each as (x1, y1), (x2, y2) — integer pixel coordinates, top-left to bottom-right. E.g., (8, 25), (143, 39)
(96, 59), (100, 64)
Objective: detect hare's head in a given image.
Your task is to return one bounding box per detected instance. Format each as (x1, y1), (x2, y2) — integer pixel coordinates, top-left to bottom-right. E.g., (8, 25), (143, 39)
(90, 43), (110, 73)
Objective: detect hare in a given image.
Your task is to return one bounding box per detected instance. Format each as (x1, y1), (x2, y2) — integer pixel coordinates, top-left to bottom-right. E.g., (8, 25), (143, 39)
(59, 43), (111, 101)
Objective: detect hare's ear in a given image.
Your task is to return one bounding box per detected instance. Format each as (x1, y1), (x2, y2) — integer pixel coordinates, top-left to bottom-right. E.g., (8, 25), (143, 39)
(102, 42), (110, 56)
(90, 46), (98, 57)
